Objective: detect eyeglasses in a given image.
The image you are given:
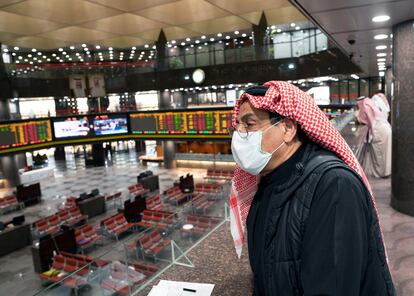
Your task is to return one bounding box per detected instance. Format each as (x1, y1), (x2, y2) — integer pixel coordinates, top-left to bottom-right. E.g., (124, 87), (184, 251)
(228, 119), (282, 139)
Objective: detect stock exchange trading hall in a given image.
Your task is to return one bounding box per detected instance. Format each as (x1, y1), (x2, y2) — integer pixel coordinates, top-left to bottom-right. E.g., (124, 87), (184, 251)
(0, 0), (412, 295)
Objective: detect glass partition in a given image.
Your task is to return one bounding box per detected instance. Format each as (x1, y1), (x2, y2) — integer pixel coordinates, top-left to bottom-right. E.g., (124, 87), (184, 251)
(32, 176), (232, 296)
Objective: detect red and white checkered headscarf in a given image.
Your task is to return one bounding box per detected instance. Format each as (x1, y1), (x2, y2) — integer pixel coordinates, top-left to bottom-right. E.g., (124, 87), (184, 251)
(230, 80), (382, 258)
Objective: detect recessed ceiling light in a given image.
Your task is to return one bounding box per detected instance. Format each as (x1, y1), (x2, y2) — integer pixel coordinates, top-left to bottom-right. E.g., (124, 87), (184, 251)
(234, 31), (239, 34)
(12, 52), (16, 56)
(270, 25), (276, 30)
(217, 33), (222, 37)
(295, 26), (300, 30)
(209, 38), (214, 42)
(144, 44), (149, 48)
(225, 36), (230, 40)
(376, 45), (387, 50)
(201, 35), (206, 39)
(171, 40), (176, 44)
(377, 58), (386, 62)
(372, 15), (390, 23)
(181, 42), (185, 46)
(13, 46), (19, 50)
(242, 33), (247, 37)
(28, 54), (32, 57)
(32, 48), (37, 52)
(374, 34), (388, 40)
(82, 44), (87, 47)
(185, 37), (191, 41)
(290, 23), (295, 27)
(70, 46), (75, 50)
(58, 48), (63, 52)
(377, 53), (387, 57)
(379, 71), (385, 76)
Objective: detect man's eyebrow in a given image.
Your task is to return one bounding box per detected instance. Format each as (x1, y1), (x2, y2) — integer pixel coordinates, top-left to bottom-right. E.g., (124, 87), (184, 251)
(239, 113), (256, 123)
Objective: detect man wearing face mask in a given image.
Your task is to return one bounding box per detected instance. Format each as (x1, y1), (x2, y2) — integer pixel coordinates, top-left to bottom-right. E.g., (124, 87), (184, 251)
(229, 81), (395, 296)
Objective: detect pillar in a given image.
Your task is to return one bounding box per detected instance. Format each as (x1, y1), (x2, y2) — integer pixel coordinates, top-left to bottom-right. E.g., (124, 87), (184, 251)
(156, 30), (167, 71)
(91, 143), (105, 166)
(135, 140), (146, 156)
(0, 154), (24, 187)
(163, 140), (176, 169)
(390, 19), (414, 216)
(252, 12), (268, 60)
(54, 146), (66, 160)
(0, 100), (11, 120)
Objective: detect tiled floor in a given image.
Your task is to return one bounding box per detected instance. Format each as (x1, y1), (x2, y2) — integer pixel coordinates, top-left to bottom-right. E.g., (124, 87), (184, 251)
(0, 124), (413, 295)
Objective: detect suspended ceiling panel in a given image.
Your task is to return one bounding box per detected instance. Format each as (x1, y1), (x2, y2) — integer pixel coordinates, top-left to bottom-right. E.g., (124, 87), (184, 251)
(6, 36), (73, 50)
(0, 0), (307, 49)
(3, 0), (121, 25)
(135, 0), (230, 26)
(98, 36), (148, 48)
(183, 15), (252, 35)
(133, 29), (162, 42)
(82, 13), (164, 35)
(205, 0), (291, 15)
(41, 26), (117, 43)
(88, 0), (178, 12)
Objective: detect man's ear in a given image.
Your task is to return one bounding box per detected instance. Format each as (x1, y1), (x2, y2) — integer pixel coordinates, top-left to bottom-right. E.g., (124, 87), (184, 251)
(282, 119), (298, 143)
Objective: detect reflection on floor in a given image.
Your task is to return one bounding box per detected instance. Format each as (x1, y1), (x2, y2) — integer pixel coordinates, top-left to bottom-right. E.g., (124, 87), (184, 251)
(0, 136), (414, 295)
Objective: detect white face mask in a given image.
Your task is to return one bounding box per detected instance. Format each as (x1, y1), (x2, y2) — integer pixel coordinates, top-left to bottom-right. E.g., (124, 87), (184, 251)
(231, 121), (284, 175)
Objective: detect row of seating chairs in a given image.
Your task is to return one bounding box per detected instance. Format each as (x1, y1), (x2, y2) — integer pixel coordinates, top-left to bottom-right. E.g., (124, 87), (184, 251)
(39, 252), (108, 289)
(182, 193), (215, 213)
(194, 183), (223, 196)
(105, 192), (122, 203)
(138, 229), (171, 259)
(101, 213), (137, 240)
(33, 207), (87, 237)
(128, 183), (149, 197)
(74, 224), (103, 253)
(145, 194), (168, 211)
(181, 215), (221, 236)
(204, 169), (233, 180)
(100, 261), (145, 296)
(136, 209), (176, 231)
(164, 186), (190, 205)
(0, 195), (21, 214)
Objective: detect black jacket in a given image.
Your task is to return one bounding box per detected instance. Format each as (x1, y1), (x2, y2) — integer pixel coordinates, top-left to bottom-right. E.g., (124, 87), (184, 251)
(247, 141), (396, 296)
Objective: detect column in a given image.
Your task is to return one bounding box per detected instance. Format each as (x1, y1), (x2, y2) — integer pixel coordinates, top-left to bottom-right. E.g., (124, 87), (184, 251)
(156, 30), (167, 71)
(135, 140), (146, 156)
(163, 140), (176, 169)
(91, 143), (105, 166)
(0, 100), (11, 120)
(252, 12), (268, 60)
(390, 19), (414, 216)
(0, 155), (22, 187)
(54, 146), (66, 160)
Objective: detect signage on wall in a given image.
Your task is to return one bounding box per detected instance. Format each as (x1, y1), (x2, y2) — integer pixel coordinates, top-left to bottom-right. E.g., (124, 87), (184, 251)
(192, 69), (205, 84)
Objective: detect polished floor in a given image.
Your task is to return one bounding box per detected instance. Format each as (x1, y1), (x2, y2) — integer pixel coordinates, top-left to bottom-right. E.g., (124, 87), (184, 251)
(0, 135), (413, 295)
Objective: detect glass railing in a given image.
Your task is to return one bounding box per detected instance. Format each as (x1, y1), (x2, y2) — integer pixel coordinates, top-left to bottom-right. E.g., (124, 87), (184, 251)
(32, 177), (232, 296)
(5, 32), (328, 79)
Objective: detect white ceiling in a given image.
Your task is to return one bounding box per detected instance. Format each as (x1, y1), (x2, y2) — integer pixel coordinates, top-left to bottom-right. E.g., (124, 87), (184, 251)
(0, 0), (306, 49)
(291, 0), (414, 76)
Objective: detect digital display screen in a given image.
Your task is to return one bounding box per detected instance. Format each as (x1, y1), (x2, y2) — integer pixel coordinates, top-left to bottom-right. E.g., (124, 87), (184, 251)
(0, 120), (52, 149)
(130, 110), (232, 135)
(93, 115), (128, 136)
(53, 117), (91, 138)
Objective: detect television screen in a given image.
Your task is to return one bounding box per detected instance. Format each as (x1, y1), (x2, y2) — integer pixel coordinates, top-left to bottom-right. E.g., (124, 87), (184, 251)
(53, 118), (90, 138)
(93, 116), (128, 136)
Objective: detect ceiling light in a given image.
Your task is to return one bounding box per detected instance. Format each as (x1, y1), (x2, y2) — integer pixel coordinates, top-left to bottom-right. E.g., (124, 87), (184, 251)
(234, 30), (239, 34)
(201, 35), (206, 39)
(24, 59), (28, 62)
(350, 74), (359, 79)
(295, 26), (300, 30)
(217, 33), (222, 37)
(84, 48), (88, 51)
(376, 45), (387, 50)
(47, 58), (50, 61)
(52, 53), (56, 57)
(58, 48), (63, 52)
(377, 58), (386, 62)
(29, 61), (33, 64)
(18, 56), (22, 59)
(86, 51), (90, 55)
(32, 48), (37, 52)
(185, 38), (191, 42)
(167, 44), (172, 48)
(13, 46), (19, 50)
(185, 48), (189, 51)
(28, 54), (32, 57)
(181, 42), (185, 46)
(2, 48), (8, 53)
(372, 15), (390, 23)
(242, 33), (247, 37)
(37, 52), (42, 56)
(276, 29), (282, 33)
(144, 44), (149, 48)
(270, 25), (276, 30)
(209, 38), (214, 42)
(70, 46), (75, 50)
(12, 52), (16, 56)
(377, 53), (387, 57)
(288, 63), (295, 69)
(374, 34), (388, 40)
(82, 44), (87, 47)
(171, 40), (176, 44)
(43, 55), (46, 59)
(379, 71), (385, 77)
(204, 42), (208, 45)
(225, 36), (230, 40)
(195, 40), (200, 44)
(290, 23), (295, 27)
